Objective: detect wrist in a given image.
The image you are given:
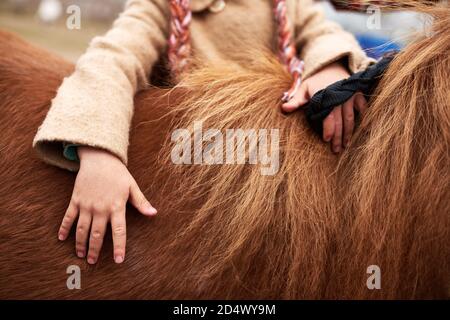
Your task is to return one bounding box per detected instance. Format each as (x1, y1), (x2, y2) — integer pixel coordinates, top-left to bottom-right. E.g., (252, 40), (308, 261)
(327, 58), (350, 73)
(318, 60), (350, 79)
(77, 146), (95, 160)
(78, 146), (110, 162)
(78, 146), (122, 165)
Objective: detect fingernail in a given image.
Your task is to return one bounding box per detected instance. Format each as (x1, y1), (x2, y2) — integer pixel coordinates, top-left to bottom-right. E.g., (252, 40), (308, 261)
(77, 251), (84, 258)
(115, 255), (124, 264)
(146, 206), (157, 215)
(58, 233), (64, 241)
(87, 257), (96, 264)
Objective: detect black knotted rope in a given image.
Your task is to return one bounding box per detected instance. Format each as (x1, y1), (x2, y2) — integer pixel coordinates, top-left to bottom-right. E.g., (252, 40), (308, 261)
(304, 52), (397, 135)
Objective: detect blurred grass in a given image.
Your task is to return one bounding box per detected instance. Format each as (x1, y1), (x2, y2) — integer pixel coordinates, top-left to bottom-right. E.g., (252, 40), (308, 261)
(0, 11), (110, 61)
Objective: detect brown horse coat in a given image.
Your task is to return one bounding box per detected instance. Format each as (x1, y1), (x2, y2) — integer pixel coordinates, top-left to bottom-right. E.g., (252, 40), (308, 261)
(0, 3), (449, 298)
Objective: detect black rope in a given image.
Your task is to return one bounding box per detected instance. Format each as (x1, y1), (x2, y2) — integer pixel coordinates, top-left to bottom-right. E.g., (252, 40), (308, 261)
(304, 52), (397, 135)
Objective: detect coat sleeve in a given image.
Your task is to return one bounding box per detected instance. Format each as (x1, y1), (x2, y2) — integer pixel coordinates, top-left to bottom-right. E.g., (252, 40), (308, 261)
(33, 0), (170, 172)
(293, 0), (375, 79)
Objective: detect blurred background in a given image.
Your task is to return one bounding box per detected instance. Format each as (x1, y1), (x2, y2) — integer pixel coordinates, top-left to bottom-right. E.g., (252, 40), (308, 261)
(0, 0), (427, 62)
(0, 0), (124, 61)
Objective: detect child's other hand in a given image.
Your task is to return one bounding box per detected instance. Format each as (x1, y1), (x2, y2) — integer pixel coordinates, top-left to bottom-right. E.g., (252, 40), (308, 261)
(281, 62), (368, 153)
(57, 146), (157, 264)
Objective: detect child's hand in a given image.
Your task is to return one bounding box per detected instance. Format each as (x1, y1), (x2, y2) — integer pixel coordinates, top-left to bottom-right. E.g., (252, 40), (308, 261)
(57, 146), (157, 264)
(281, 62), (367, 153)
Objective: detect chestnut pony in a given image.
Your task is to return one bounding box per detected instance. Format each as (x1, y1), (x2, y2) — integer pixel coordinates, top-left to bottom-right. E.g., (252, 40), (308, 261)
(0, 3), (448, 299)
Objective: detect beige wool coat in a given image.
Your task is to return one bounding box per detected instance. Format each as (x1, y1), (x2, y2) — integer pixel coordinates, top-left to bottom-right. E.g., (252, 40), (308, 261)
(33, 0), (373, 171)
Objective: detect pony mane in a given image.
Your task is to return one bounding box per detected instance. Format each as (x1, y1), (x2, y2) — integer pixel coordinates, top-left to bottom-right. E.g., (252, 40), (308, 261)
(147, 1), (449, 297)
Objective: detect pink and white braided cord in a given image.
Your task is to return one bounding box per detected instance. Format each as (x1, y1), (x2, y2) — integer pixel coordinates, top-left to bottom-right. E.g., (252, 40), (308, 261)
(273, 0), (305, 102)
(169, 0), (192, 76)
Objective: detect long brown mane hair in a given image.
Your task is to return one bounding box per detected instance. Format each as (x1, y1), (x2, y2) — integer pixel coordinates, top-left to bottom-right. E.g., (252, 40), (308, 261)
(0, 2), (448, 299)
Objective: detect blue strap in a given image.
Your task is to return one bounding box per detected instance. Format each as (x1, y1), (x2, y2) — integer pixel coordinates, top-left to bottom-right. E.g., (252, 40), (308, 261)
(63, 143), (80, 162)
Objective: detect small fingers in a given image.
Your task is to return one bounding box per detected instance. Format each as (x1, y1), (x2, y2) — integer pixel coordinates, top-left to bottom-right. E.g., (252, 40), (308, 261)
(111, 211), (127, 264)
(58, 200), (78, 241)
(281, 82), (309, 112)
(331, 106), (343, 153)
(87, 216), (108, 265)
(75, 210), (92, 259)
(129, 181), (157, 216)
(354, 92), (368, 115)
(323, 111), (336, 142)
(342, 97), (355, 148)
